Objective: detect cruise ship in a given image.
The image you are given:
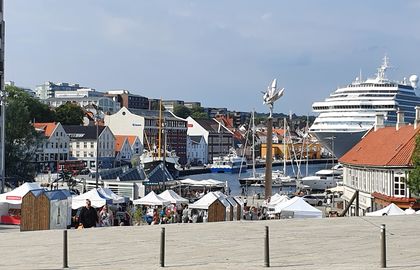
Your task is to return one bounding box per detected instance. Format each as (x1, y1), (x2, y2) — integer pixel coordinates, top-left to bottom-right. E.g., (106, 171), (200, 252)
(309, 56), (419, 158)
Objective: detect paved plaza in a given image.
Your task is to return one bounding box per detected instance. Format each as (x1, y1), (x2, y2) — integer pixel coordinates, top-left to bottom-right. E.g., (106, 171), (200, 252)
(0, 215), (419, 269)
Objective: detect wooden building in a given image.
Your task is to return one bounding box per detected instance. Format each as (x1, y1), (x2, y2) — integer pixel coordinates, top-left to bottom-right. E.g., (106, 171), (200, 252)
(21, 190), (72, 231)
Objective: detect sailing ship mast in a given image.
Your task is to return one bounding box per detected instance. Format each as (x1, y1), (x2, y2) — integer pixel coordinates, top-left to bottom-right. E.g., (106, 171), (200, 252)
(158, 99), (162, 160)
(252, 110), (256, 178)
(283, 118), (287, 175)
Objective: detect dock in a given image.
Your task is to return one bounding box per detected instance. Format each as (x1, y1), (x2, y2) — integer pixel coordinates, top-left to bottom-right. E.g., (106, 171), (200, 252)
(0, 215), (419, 269)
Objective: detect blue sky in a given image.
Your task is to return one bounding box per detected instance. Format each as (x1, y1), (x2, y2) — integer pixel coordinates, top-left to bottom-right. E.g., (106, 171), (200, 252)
(5, 1), (420, 114)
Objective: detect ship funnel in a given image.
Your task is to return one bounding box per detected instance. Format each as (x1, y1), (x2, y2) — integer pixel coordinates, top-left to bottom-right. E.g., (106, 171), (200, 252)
(396, 110), (405, 131)
(415, 106), (420, 129)
(374, 113), (384, 131)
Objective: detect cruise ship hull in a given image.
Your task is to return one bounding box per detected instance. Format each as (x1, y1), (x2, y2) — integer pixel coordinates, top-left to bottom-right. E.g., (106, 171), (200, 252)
(311, 130), (368, 158)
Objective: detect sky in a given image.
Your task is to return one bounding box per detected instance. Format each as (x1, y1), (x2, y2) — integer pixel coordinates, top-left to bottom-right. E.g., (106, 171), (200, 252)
(4, 1), (420, 115)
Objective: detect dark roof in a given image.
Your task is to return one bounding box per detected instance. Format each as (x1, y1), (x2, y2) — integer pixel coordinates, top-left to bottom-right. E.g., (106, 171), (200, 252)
(127, 108), (184, 121)
(63, 125), (107, 140)
(194, 118), (232, 134)
(189, 136), (203, 144)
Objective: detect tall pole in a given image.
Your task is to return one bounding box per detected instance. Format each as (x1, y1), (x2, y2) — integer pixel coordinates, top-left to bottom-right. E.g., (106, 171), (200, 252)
(1, 2), (5, 193)
(158, 99), (162, 159)
(265, 117), (273, 200)
(95, 115), (99, 189)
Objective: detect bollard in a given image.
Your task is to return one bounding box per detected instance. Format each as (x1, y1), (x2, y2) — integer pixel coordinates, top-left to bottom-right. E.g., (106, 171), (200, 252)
(63, 229), (68, 268)
(264, 226), (270, 267)
(160, 227), (165, 267)
(380, 224), (386, 268)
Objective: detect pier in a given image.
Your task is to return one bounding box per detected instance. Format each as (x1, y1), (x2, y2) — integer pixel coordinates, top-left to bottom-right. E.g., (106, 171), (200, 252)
(0, 215), (419, 269)
(179, 158), (336, 177)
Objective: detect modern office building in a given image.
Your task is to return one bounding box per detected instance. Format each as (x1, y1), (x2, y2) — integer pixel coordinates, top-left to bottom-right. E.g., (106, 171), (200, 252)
(35, 81), (88, 100)
(106, 90), (149, 110)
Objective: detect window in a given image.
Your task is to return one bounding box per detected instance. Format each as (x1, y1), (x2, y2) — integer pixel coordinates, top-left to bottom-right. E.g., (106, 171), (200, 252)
(90, 142), (94, 148)
(84, 142), (87, 148)
(394, 175), (406, 197)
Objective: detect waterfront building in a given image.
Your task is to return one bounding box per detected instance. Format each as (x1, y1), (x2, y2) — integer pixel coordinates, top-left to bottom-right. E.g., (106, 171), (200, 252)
(44, 96), (120, 114)
(0, 0), (5, 191)
(114, 135), (134, 163)
(184, 102), (201, 109)
(339, 111), (420, 215)
(63, 125), (115, 170)
(162, 100), (184, 112)
(33, 122), (70, 173)
(203, 107), (228, 119)
(106, 90), (149, 110)
(104, 107), (187, 165)
(187, 135), (207, 165)
(54, 88), (104, 98)
(35, 81), (88, 100)
(187, 117), (234, 163)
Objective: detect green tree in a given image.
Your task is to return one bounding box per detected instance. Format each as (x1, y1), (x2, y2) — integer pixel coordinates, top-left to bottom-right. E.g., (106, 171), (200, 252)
(190, 106), (209, 119)
(4, 86), (40, 180)
(55, 102), (84, 125)
(409, 135), (420, 197)
(172, 104), (191, 119)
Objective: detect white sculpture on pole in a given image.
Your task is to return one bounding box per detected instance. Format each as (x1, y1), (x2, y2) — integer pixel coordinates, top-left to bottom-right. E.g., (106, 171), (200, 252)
(262, 78), (284, 118)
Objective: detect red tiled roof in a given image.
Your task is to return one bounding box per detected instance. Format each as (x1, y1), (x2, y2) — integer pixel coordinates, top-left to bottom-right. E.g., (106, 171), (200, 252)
(371, 192), (416, 203)
(126, 136), (138, 146)
(339, 125), (420, 167)
(114, 135), (127, 152)
(33, 122), (57, 137)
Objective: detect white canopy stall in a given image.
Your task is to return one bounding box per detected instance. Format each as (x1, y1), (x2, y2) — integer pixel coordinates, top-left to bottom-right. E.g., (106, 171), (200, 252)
(97, 187), (128, 204)
(132, 191), (171, 206)
(366, 203), (406, 216)
(158, 190), (188, 205)
(72, 189), (112, 209)
(274, 196), (322, 218)
(0, 183), (44, 224)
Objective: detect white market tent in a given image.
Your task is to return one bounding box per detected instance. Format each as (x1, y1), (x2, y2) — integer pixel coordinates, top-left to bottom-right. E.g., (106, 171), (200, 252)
(190, 192), (230, 210)
(366, 203), (406, 216)
(416, 210), (420, 215)
(158, 190), (188, 205)
(274, 196), (322, 218)
(404, 208), (416, 215)
(0, 182), (43, 205)
(267, 194), (289, 208)
(178, 179), (225, 187)
(97, 187), (127, 204)
(72, 189), (112, 209)
(132, 191), (171, 206)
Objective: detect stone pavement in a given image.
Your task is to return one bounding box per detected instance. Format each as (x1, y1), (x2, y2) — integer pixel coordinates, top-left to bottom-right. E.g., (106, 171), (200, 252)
(0, 215), (420, 269)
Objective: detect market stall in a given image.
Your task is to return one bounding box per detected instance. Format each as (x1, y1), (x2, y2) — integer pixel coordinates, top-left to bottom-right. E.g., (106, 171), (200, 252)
(72, 188), (112, 209)
(158, 190), (188, 206)
(0, 183), (44, 225)
(132, 191), (171, 206)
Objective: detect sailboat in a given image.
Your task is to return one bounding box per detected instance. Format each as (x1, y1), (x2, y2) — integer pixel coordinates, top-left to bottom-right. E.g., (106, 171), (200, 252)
(140, 100), (181, 180)
(238, 114), (293, 187)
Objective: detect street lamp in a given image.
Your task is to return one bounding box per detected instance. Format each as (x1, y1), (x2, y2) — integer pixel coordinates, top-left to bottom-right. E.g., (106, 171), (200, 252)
(262, 78), (285, 200)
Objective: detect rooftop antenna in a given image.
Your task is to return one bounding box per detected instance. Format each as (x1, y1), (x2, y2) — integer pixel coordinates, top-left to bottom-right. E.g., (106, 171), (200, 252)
(377, 55), (391, 81)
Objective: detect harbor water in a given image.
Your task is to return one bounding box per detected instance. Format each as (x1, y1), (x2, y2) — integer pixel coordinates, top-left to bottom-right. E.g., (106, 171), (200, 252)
(183, 162), (332, 196)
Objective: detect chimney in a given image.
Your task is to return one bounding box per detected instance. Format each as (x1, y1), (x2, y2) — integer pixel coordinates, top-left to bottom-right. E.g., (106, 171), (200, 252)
(374, 113), (384, 131)
(396, 110), (405, 131)
(415, 106), (420, 129)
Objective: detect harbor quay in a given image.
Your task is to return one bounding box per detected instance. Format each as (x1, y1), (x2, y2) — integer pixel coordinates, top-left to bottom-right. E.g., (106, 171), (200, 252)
(0, 215), (419, 269)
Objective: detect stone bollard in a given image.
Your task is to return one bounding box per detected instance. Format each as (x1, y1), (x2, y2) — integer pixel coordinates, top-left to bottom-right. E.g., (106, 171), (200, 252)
(380, 224), (386, 268)
(160, 227), (165, 267)
(63, 229), (68, 268)
(264, 226), (270, 267)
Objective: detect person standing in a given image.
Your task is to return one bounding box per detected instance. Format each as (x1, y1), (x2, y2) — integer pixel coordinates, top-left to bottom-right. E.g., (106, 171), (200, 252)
(99, 205), (114, 227)
(79, 199), (98, 228)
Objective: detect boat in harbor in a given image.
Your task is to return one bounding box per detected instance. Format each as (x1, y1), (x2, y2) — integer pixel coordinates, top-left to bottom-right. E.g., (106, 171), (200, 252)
(210, 148), (247, 173)
(296, 164), (343, 191)
(309, 56), (420, 158)
(140, 148), (180, 179)
(240, 116), (294, 187)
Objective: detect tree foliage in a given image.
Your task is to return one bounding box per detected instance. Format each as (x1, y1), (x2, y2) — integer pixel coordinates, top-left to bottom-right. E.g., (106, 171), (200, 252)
(4, 86), (40, 180)
(172, 105), (191, 119)
(409, 135), (420, 197)
(55, 102), (84, 125)
(190, 106), (209, 119)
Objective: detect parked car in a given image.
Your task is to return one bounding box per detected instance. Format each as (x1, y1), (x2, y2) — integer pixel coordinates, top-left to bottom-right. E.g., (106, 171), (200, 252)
(302, 195), (323, 206)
